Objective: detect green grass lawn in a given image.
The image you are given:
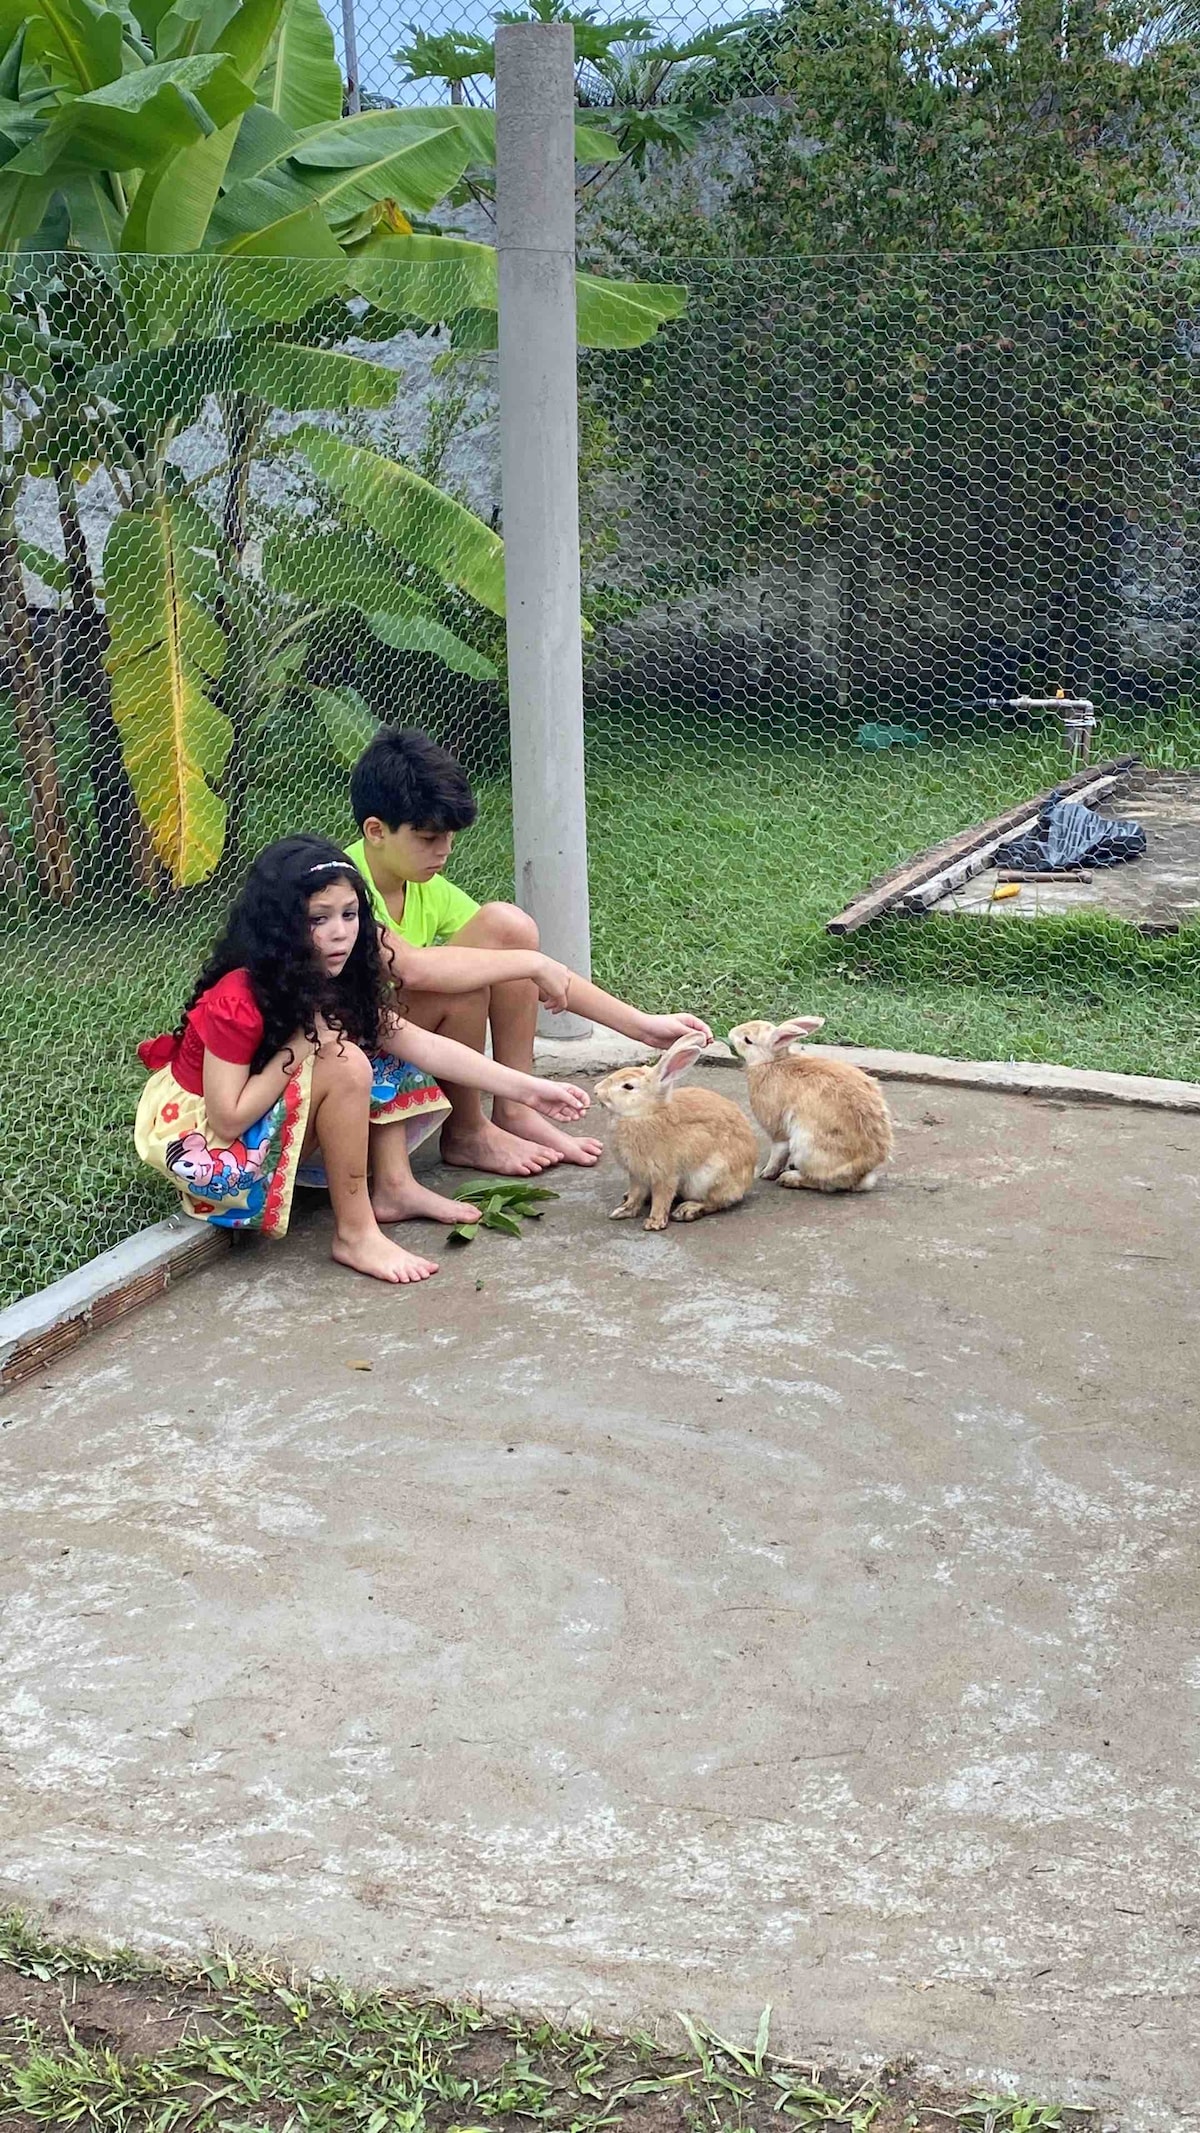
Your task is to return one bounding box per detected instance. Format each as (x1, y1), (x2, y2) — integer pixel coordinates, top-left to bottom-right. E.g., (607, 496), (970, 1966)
(586, 720), (1200, 1071)
(3, 718), (1197, 1309)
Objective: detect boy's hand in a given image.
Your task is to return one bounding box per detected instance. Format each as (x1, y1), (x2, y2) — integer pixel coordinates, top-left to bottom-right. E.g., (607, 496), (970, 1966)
(521, 1076), (590, 1122)
(639, 1012), (714, 1050)
(535, 957), (574, 1012)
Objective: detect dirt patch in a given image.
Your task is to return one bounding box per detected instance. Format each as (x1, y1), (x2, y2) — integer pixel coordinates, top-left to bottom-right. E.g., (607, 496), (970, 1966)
(0, 1963), (211, 2054)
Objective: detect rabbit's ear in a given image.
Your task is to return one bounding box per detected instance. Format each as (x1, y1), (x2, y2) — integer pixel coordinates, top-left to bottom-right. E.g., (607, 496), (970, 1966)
(770, 1016), (825, 1051)
(653, 1033), (709, 1087)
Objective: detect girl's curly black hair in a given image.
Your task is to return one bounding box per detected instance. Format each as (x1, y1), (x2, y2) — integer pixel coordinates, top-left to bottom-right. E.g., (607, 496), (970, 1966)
(180, 836), (395, 1072)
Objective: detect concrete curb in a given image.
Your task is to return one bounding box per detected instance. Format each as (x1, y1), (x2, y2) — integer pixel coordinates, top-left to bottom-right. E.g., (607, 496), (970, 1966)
(799, 1046), (1200, 1112)
(4, 1041), (1195, 1396)
(535, 1034), (1200, 1113)
(1, 1217), (226, 1395)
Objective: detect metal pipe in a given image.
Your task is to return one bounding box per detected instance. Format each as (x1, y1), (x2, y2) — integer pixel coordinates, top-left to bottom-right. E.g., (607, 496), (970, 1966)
(986, 695), (1097, 769)
(341, 0), (360, 115)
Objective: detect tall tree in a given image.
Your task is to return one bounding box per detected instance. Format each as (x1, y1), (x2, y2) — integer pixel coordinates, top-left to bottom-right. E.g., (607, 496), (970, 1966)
(587, 0), (1200, 720)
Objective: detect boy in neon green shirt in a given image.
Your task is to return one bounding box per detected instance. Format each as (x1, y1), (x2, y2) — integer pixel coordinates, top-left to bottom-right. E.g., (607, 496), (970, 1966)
(342, 835), (482, 949)
(347, 726), (711, 1175)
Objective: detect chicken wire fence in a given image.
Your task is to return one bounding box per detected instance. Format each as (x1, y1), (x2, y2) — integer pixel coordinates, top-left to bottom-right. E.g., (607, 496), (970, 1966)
(576, 242), (1200, 1088)
(1, 250), (508, 1303)
(4, 242), (1200, 1307)
(339, 0), (769, 112)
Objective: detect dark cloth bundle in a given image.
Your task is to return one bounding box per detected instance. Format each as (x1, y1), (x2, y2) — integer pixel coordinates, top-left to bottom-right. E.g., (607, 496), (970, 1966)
(995, 791), (1146, 872)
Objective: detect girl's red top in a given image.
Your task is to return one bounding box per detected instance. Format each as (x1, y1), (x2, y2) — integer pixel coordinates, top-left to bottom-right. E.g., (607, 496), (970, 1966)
(137, 968), (264, 1095)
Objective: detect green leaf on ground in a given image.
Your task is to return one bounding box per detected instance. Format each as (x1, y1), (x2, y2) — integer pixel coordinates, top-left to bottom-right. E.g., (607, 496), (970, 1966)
(449, 1177), (561, 1238)
(454, 1179), (560, 1211)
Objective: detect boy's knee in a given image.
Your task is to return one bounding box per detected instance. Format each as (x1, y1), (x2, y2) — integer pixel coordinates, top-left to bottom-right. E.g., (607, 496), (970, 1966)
(475, 900), (539, 951)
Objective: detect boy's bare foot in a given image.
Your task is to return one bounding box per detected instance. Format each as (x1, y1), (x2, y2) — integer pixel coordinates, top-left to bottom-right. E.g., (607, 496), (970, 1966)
(373, 1180), (482, 1227)
(441, 1120), (558, 1176)
(496, 1102), (603, 1167)
(332, 1230), (439, 1283)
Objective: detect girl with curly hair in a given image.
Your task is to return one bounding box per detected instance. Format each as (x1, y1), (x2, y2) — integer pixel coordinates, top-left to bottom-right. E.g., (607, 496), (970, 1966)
(134, 836), (589, 1286)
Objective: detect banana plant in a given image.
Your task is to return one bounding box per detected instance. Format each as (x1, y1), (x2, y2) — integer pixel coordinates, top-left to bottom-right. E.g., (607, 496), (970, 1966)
(0, 0), (686, 901)
(4, 251), (528, 887)
(0, 0), (628, 258)
(2, 255), (399, 885)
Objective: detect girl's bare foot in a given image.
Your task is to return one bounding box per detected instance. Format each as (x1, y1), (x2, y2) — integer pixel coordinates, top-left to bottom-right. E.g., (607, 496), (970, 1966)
(441, 1119), (558, 1176)
(496, 1102), (603, 1167)
(373, 1179), (483, 1226)
(332, 1230), (439, 1283)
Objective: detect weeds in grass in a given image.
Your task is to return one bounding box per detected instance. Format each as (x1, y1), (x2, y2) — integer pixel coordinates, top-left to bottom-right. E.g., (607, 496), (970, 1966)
(0, 1913), (153, 1987)
(949, 2102), (1067, 2131)
(0, 1915), (1096, 2133)
(9, 2038), (191, 2127)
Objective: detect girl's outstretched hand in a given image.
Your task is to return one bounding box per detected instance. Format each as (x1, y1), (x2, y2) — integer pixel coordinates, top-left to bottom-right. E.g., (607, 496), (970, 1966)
(639, 1012), (714, 1050)
(521, 1077), (591, 1122)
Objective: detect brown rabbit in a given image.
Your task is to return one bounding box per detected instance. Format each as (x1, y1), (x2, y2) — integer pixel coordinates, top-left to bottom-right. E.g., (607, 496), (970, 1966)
(594, 1034), (758, 1231)
(728, 1017), (893, 1192)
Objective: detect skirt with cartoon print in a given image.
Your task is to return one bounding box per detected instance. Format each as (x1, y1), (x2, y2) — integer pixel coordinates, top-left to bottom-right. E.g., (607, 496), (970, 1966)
(134, 1052), (450, 1237)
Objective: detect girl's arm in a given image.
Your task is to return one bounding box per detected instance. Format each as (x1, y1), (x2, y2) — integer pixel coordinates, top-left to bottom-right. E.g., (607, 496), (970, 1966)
(203, 1039), (313, 1144)
(384, 1019), (589, 1122)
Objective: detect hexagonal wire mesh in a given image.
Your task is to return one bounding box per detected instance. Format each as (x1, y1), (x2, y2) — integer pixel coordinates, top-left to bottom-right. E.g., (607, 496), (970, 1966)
(575, 243), (1200, 1082)
(5, 11), (1200, 1308)
(2, 252), (508, 1301)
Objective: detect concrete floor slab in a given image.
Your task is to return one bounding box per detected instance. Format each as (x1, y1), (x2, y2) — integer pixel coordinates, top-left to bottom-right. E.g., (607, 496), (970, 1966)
(941, 767), (1200, 929)
(1, 1080), (1198, 2126)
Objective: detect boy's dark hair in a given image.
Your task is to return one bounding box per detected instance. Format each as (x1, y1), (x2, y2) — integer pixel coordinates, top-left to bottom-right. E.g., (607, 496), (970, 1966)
(350, 726), (477, 834)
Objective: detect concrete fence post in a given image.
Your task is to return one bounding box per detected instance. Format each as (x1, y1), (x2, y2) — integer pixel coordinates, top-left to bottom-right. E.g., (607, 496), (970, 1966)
(496, 19), (594, 1038)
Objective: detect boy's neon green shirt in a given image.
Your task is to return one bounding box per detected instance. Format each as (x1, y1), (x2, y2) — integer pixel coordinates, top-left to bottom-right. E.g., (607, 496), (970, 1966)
(343, 837), (480, 947)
